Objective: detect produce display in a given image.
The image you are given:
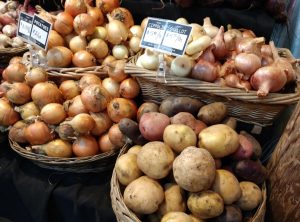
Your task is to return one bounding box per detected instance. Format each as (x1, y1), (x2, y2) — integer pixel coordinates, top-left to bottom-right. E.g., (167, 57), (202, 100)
(114, 97), (266, 221)
(0, 54), (140, 158)
(135, 17), (298, 97)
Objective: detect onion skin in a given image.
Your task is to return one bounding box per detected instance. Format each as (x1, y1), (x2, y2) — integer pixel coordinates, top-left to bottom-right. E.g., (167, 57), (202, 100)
(64, 95), (88, 117)
(5, 63), (27, 83)
(55, 123), (76, 141)
(31, 82), (63, 108)
(212, 26), (228, 60)
(119, 78), (140, 99)
(47, 30), (65, 49)
(236, 37), (265, 56)
(47, 46), (73, 68)
(86, 38), (108, 60)
(107, 60), (128, 82)
(250, 66), (287, 96)
(78, 74), (102, 90)
(191, 60), (219, 82)
(96, 0), (120, 14)
(224, 28), (242, 51)
(25, 67), (48, 87)
(90, 112), (113, 136)
(72, 50), (96, 68)
(65, 113), (95, 135)
(198, 44), (216, 63)
(40, 103), (66, 125)
(107, 98), (137, 123)
(111, 7), (134, 28)
(225, 74), (252, 92)
(9, 120), (28, 143)
(80, 84), (111, 112)
(6, 82), (31, 105)
(32, 139), (73, 158)
(106, 15), (129, 45)
(14, 102), (40, 121)
(9, 56), (23, 64)
(102, 77), (120, 98)
(219, 59), (236, 77)
(69, 35), (87, 53)
(73, 13), (96, 37)
(59, 80), (81, 100)
(64, 0), (87, 17)
(54, 12), (74, 36)
(234, 53), (261, 79)
(261, 44), (272, 58)
(108, 124), (126, 147)
(86, 4), (104, 26)
(98, 133), (117, 153)
(25, 121), (55, 145)
(0, 99), (19, 126)
(72, 135), (99, 157)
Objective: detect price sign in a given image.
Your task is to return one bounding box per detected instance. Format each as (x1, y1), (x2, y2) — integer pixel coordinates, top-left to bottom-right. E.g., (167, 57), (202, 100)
(17, 12), (33, 42)
(29, 15), (52, 50)
(140, 17), (192, 56)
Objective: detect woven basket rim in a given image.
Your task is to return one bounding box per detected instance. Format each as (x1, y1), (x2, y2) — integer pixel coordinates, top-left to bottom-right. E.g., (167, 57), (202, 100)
(0, 45), (28, 54)
(9, 138), (120, 165)
(126, 48), (300, 105)
(110, 146), (267, 222)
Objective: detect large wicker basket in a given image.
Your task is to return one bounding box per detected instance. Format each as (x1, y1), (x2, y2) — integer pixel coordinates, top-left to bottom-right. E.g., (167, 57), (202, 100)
(111, 146), (267, 222)
(9, 138), (129, 173)
(0, 46), (29, 66)
(46, 66), (108, 79)
(125, 49), (300, 127)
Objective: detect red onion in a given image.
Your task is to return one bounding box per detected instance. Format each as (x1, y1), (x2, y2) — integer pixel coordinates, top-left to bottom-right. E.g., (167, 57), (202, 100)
(191, 60), (219, 82)
(219, 59), (236, 77)
(234, 53), (261, 79)
(0, 14), (15, 25)
(198, 44), (216, 63)
(236, 37), (265, 56)
(212, 26), (228, 60)
(225, 74), (252, 92)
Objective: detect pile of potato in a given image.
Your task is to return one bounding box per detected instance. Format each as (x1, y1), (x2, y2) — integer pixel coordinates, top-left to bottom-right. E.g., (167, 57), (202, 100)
(114, 97), (266, 222)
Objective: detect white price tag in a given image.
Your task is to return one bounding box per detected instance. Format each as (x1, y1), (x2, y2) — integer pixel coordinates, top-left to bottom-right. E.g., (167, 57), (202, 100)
(17, 12), (33, 42)
(29, 14), (52, 50)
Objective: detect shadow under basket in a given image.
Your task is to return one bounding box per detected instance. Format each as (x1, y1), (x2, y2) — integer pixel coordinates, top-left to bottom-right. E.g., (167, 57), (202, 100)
(9, 138), (129, 173)
(125, 49), (300, 127)
(110, 146), (267, 222)
(0, 46), (29, 65)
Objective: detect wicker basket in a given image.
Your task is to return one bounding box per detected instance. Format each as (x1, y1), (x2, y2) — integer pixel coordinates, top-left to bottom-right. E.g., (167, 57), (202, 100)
(111, 146), (267, 222)
(9, 138), (129, 173)
(0, 46), (29, 66)
(46, 66), (108, 79)
(125, 49), (300, 127)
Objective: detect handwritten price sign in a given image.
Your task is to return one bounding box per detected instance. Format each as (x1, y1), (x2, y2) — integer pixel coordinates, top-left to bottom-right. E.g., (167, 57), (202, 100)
(140, 17), (192, 56)
(29, 15), (52, 50)
(17, 12), (33, 42)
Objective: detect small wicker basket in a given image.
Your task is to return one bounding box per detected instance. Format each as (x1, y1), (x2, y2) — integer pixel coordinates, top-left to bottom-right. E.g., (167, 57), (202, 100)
(9, 139), (129, 173)
(46, 66), (108, 79)
(0, 46), (29, 66)
(111, 146), (267, 222)
(125, 49), (300, 127)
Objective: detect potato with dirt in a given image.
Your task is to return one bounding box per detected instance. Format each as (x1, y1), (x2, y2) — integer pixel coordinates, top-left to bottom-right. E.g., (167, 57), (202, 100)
(163, 124), (197, 153)
(124, 176), (164, 214)
(230, 134), (254, 160)
(236, 181), (263, 211)
(173, 147), (216, 192)
(118, 118), (148, 145)
(234, 159), (267, 184)
(171, 112), (207, 134)
(137, 141), (175, 179)
(211, 169), (242, 204)
(158, 183), (186, 216)
(161, 212), (193, 222)
(137, 102), (159, 122)
(198, 124), (239, 158)
(159, 96), (204, 117)
(188, 190), (224, 219)
(197, 102), (227, 125)
(115, 153), (143, 186)
(139, 112), (170, 141)
(214, 205), (243, 222)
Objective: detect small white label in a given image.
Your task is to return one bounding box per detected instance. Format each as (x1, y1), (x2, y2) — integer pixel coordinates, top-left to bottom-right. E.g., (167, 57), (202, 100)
(29, 14), (52, 50)
(143, 27), (165, 45)
(19, 20), (32, 36)
(17, 12), (33, 42)
(30, 25), (48, 45)
(161, 31), (188, 50)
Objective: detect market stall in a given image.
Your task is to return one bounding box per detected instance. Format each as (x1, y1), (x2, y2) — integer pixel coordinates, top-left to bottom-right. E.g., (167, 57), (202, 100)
(0, 0), (299, 222)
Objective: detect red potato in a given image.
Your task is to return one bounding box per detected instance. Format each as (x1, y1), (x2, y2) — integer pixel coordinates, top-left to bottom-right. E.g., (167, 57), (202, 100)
(231, 134), (254, 160)
(139, 112), (170, 141)
(240, 131), (262, 159)
(171, 112), (207, 135)
(137, 102), (159, 122)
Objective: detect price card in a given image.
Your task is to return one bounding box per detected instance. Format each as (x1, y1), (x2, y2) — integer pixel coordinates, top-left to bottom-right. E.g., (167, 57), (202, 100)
(140, 17), (192, 56)
(29, 15), (52, 50)
(17, 12), (33, 42)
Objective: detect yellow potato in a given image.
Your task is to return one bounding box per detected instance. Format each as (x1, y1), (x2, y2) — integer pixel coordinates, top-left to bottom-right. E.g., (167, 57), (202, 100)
(236, 181), (262, 211)
(190, 215), (206, 222)
(161, 212), (193, 222)
(212, 169), (242, 204)
(198, 124), (239, 158)
(197, 102), (227, 125)
(127, 145), (142, 155)
(163, 124), (197, 153)
(187, 190), (224, 219)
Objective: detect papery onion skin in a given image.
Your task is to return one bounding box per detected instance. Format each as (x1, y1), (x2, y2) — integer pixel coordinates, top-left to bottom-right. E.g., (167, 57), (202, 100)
(9, 120), (28, 143)
(31, 82), (63, 108)
(9, 56), (23, 64)
(5, 63), (27, 83)
(69, 35), (87, 53)
(54, 12), (74, 35)
(64, 0), (87, 17)
(111, 7), (134, 28)
(47, 46), (73, 68)
(86, 4), (104, 26)
(119, 78), (140, 99)
(224, 74), (252, 91)
(55, 122), (76, 141)
(102, 77), (120, 98)
(25, 67), (48, 87)
(191, 60), (219, 82)
(129, 25), (143, 38)
(236, 37), (265, 56)
(78, 74), (102, 90)
(73, 13), (96, 37)
(14, 102), (40, 121)
(108, 123), (126, 147)
(90, 112), (113, 136)
(96, 0), (120, 14)
(0, 99), (20, 126)
(80, 84), (111, 112)
(72, 50), (97, 68)
(65, 113), (95, 135)
(34, 139), (73, 158)
(41, 103), (66, 125)
(234, 53), (261, 78)
(106, 14), (129, 45)
(98, 133), (117, 153)
(86, 38), (108, 60)
(24, 121), (55, 145)
(107, 60), (128, 82)
(64, 95), (88, 117)
(72, 135), (99, 157)
(47, 30), (65, 49)
(6, 82), (31, 105)
(59, 80), (81, 100)
(212, 26), (228, 60)
(107, 98), (137, 123)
